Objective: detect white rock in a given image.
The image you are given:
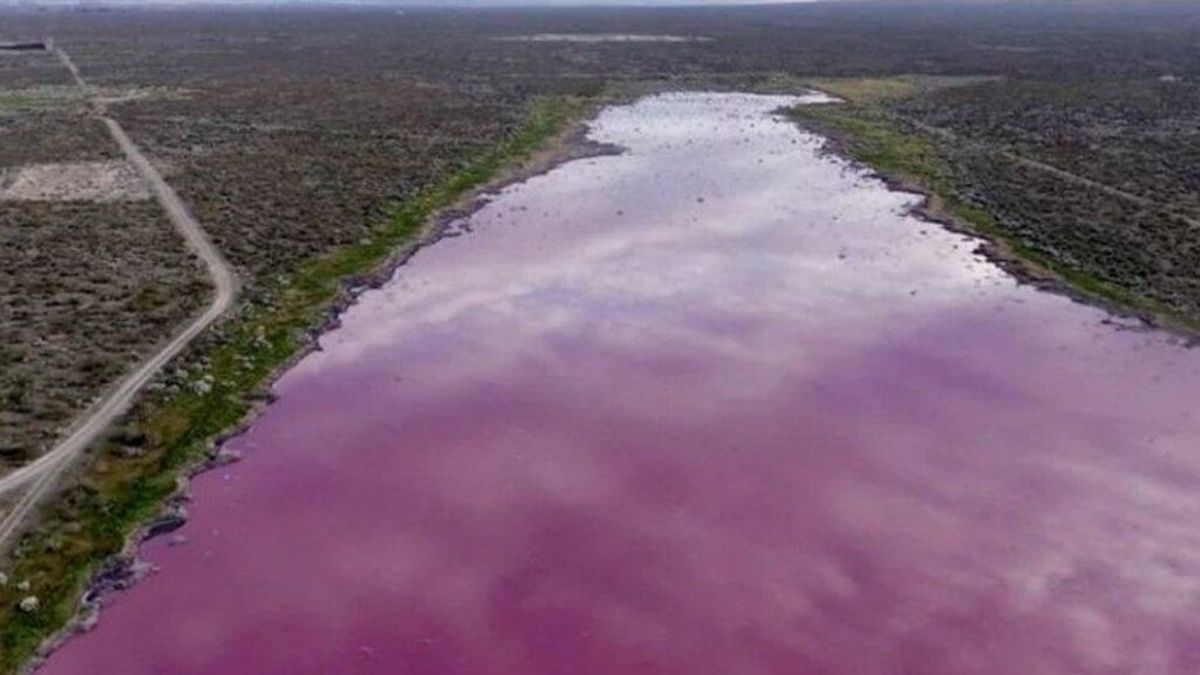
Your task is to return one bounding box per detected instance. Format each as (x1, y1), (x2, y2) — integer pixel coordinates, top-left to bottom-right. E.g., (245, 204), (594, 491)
(18, 596), (39, 613)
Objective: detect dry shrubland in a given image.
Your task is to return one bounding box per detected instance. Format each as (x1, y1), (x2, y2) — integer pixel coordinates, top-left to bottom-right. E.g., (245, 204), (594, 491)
(0, 201), (208, 465)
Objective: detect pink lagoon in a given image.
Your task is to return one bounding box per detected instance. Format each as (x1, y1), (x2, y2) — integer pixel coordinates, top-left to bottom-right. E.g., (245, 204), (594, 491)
(39, 93), (1200, 674)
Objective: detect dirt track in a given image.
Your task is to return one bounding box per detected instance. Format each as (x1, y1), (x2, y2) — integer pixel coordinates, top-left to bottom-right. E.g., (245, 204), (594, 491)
(0, 45), (238, 547)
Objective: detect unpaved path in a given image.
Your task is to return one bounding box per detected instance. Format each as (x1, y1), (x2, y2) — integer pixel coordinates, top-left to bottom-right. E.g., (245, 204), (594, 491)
(0, 45), (238, 547)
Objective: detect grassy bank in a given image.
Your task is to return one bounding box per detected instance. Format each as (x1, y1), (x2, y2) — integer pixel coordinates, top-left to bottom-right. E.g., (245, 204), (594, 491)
(0, 94), (593, 672)
(791, 78), (1200, 337)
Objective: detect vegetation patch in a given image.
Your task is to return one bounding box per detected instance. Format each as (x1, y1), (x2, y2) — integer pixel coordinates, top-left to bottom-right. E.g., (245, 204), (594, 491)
(803, 75), (999, 105)
(0, 87), (86, 114)
(0, 200), (209, 470)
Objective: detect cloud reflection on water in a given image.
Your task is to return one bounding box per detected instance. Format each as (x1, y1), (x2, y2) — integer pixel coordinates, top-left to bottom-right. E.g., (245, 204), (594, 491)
(39, 92), (1200, 675)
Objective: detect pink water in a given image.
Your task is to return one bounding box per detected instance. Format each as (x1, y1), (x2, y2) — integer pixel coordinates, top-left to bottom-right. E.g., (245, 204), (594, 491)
(41, 93), (1200, 674)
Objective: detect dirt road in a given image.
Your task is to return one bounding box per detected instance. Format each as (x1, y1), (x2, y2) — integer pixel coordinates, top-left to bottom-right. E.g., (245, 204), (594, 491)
(0, 45), (238, 546)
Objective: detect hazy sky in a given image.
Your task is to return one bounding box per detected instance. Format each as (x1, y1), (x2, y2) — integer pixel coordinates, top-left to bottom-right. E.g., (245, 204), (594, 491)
(376, 1), (817, 4)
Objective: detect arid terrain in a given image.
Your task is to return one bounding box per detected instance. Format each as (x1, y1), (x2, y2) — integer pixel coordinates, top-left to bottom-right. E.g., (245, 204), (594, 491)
(2, 1), (1200, 671)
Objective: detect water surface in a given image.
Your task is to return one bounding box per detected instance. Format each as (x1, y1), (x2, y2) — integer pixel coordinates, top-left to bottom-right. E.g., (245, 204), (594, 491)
(42, 93), (1200, 674)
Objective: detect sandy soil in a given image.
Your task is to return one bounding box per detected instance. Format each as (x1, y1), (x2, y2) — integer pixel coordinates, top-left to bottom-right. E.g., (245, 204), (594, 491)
(0, 161), (151, 203)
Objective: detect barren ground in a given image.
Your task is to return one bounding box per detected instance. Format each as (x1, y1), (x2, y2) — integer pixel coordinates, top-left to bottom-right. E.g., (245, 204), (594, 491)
(0, 161), (151, 203)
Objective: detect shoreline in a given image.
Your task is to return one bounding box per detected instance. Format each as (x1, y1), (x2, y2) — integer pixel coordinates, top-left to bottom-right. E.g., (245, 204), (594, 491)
(790, 101), (1200, 348)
